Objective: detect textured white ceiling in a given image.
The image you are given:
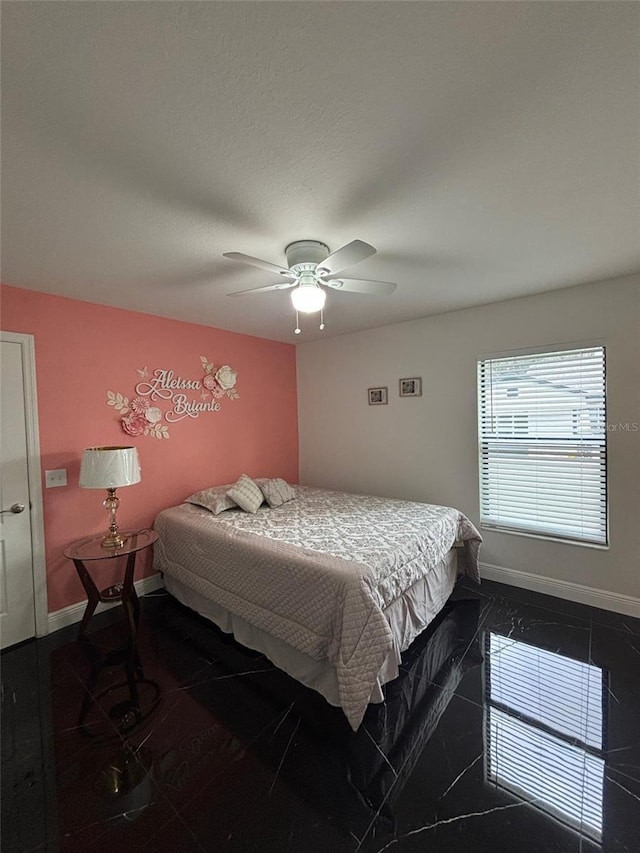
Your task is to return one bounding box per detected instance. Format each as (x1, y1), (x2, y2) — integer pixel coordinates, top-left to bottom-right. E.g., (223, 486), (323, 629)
(2, 1), (639, 343)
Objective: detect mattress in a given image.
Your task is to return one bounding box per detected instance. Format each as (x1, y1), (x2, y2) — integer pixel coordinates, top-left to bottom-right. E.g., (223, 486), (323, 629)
(154, 486), (481, 729)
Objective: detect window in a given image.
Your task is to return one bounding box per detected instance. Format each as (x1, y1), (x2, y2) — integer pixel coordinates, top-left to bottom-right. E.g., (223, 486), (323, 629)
(485, 633), (606, 841)
(477, 346), (607, 546)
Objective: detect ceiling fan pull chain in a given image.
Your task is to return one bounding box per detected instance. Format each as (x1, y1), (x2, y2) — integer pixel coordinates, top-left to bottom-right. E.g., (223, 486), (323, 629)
(294, 310), (301, 335)
(319, 308), (325, 331)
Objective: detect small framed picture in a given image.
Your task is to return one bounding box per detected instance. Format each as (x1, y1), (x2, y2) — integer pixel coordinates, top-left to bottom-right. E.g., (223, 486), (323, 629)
(399, 377), (422, 397)
(368, 386), (388, 406)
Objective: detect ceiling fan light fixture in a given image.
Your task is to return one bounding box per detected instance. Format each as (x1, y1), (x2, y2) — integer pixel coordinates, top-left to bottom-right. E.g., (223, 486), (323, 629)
(224, 239), (396, 335)
(290, 284), (326, 314)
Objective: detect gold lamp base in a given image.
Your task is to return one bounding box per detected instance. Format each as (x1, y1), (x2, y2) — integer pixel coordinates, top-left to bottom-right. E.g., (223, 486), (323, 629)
(101, 488), (127, 549)
(101, 531), (126, 549)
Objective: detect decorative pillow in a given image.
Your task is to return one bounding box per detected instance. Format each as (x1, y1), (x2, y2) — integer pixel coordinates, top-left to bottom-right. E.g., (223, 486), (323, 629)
(256, 478), (296, 508)
(226, 474), (264, 513)
(185, 485), (238, 515)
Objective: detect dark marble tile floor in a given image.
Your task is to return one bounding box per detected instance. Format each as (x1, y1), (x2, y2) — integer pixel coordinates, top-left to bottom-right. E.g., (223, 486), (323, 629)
(2, 579), (639, 852)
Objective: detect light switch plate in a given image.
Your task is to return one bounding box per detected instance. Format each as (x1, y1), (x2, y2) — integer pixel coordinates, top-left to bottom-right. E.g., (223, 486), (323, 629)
(45, 469), (67, 488)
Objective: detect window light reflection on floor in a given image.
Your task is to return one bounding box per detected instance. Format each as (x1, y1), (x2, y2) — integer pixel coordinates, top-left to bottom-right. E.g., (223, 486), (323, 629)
(485, 633), (605, 842)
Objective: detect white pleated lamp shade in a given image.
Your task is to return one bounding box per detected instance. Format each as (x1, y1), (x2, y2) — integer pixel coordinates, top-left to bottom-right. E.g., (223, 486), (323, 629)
(79, 446), (141, 489)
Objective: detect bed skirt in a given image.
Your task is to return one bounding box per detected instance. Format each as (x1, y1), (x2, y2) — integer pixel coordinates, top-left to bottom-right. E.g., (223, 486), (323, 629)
(161, 547), (459, 711)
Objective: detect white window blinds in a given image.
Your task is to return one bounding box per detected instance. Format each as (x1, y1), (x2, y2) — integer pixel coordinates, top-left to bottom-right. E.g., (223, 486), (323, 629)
(478, 346), (607, 545)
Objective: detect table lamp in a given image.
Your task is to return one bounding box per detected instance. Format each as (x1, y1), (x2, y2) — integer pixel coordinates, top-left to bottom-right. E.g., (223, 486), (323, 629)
(79, 446), (141, 548)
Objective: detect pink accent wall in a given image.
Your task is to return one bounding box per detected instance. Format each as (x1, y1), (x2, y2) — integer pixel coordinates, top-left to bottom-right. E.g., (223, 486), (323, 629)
(1, 285), (298, 613)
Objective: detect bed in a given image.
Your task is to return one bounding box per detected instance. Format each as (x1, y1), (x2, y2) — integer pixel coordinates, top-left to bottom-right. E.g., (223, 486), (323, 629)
(153, 485), (481, 730)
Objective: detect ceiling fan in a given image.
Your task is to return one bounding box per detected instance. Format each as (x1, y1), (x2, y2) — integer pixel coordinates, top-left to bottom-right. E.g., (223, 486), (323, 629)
(223, 239), (396, 333)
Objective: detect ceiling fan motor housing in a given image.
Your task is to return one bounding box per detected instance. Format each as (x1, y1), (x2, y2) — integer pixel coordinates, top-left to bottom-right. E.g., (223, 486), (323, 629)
(285, 240), (330, 272)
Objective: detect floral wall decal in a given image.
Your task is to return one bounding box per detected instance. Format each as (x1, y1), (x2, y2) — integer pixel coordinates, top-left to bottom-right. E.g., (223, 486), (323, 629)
(200, 356), (239, 401)
(107, 356), (239, 439)
(106, 392), (170, 438)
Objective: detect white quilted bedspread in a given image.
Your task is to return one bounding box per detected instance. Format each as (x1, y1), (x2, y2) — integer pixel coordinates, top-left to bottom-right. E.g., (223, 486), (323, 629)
(154, 486), (481, 730)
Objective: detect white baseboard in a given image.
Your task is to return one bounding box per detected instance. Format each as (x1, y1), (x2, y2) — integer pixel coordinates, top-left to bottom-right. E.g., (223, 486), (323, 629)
(47, 564), (639, 633)
(479, 562), (640, 619)
(47, 574), (165, 635)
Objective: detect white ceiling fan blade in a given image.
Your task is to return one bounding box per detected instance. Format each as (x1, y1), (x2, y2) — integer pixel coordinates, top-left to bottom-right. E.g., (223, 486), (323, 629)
(324, 277), (397, 295)
(227, 281), (297, 297)
(315, 240), (376, 277)
(223, 252), (293, 277)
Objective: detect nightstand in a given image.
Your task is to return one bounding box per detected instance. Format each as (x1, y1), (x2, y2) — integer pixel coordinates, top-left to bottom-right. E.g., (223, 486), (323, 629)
(64, 528), (158, 639)
(64, 529), (160, 734)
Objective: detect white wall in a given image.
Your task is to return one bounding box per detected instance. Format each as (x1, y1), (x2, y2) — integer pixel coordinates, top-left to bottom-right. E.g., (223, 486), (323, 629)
(297, 275), (640, 605)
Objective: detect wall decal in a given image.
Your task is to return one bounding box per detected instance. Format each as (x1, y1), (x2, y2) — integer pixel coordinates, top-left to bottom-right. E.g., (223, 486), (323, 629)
(107, 356), (239, 439)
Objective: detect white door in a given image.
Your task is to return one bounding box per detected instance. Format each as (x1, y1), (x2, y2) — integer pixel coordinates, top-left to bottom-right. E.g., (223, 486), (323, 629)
(1, 338), (40, 647)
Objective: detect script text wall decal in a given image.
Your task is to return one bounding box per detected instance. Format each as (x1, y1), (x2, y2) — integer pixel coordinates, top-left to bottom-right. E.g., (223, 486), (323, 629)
(106, 356), (239, 439)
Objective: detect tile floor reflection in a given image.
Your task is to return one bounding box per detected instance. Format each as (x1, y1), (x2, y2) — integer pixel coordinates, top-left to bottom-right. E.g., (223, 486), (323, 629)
(2, 579), (639, 852)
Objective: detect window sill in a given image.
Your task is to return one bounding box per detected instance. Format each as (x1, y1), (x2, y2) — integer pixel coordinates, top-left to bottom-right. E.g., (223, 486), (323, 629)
(480, 525), (609, 550)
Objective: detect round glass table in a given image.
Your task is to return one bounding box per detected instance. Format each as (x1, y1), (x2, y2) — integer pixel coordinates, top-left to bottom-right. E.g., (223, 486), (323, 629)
(65, 529), (160, 736)
(64, 528), (158, 638)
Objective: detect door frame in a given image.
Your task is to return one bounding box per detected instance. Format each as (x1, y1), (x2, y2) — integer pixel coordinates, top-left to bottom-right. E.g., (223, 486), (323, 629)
(1, 330), (48, 637)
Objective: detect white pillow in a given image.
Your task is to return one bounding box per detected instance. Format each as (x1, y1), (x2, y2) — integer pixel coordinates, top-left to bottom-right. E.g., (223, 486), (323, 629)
(185, 485), (238, 515)
(256, 478), (296, 508)
(226, 474), (264, 513)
